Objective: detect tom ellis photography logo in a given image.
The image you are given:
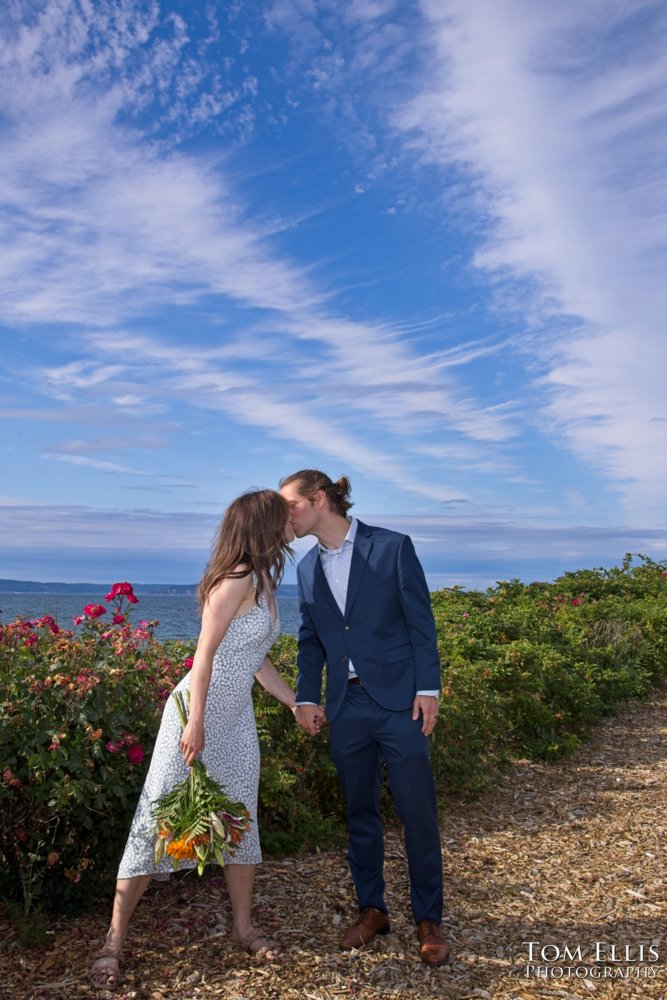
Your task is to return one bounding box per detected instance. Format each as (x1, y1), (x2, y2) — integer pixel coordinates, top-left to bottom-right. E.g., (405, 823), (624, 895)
(524, 940), (661, 981)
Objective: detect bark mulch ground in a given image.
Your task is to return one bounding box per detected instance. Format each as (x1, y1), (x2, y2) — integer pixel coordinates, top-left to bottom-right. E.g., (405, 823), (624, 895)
(2, 689), (666, 1000)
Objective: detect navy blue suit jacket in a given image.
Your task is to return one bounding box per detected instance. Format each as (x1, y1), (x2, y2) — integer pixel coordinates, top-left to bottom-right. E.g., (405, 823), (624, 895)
(295, 520), (441, 721)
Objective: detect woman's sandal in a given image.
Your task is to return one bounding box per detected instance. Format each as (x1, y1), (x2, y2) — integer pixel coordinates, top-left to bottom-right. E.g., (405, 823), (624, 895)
(89, 945), (123, 990)
(231, 928), (282, 961)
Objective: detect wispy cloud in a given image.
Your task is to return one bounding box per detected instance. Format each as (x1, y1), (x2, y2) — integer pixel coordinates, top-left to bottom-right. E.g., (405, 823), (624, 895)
(1, 0), (517, 510)
(394, 0), (667, 520)
(42, 452), (193, 488)
(73, 325), (516, 502)
(0, 2), (318, 325)
(2, 500), (665, 587)
(4, 0), (666, 595)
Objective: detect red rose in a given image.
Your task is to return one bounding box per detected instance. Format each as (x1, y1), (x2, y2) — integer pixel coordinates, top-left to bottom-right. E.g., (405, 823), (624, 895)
(106, 582), (138, 602)
(127, 745), (145, 765)
(82, 604), (106, 619)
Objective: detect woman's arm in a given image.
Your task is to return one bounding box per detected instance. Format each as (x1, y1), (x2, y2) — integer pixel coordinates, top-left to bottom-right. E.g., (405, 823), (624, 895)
(254, 656), (297, 713)
(179, 573), (252, 766)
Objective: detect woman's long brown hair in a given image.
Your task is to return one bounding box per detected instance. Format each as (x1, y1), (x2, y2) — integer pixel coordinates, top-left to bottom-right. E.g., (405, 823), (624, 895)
(196, 490), (291, 612)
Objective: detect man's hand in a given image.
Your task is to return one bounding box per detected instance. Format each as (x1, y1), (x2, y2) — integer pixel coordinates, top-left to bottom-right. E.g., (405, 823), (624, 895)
(295, 704), (327, 736)
(412, 694), (440, 736)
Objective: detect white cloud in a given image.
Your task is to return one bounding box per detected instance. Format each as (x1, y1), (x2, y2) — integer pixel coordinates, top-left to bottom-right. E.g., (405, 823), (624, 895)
(2, 501), (665, 587)
(40, 361), (129, 396)
(1, 1), (520, 512)
(394, 0), (667, 520)
(9, 0), (664, 531)
(43, 453), (156, 476)
(0, 500), (214, 553)
(68, 325), (517, 504)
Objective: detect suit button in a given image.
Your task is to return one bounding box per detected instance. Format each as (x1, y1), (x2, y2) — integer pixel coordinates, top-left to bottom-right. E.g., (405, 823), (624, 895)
(344, 625), (350, 631)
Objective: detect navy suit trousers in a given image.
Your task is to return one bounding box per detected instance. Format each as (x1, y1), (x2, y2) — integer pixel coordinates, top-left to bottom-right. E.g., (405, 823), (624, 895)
(328, 683), (443, 923)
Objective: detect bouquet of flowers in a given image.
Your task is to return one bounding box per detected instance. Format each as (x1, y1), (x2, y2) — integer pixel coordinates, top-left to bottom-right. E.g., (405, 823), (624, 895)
(152, 689), (251, 875)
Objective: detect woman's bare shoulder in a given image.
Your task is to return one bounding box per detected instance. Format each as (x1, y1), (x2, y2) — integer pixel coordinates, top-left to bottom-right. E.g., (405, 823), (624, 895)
(206, 569), (253, 609)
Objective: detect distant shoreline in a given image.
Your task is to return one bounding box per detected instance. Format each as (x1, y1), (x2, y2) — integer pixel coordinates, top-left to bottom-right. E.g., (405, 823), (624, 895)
(0, 578), (298, 596)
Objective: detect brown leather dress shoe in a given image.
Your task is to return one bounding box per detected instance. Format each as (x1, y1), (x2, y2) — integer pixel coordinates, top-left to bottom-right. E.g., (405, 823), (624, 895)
(417, 920), (451, 966)
(340, 907), (391, 949)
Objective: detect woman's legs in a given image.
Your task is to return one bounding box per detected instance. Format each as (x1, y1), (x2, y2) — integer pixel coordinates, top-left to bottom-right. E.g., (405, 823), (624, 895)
(225, 863), (280, 959)
(90, 875), (152, 987)
(90, 862), (280, 985)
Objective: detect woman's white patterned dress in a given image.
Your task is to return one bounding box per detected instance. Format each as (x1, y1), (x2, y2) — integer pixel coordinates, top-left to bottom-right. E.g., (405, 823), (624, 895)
(117, 587), (279, 878)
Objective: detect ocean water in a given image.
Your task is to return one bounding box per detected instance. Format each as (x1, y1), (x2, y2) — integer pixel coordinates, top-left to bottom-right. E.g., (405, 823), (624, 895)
(0, 591), (301, 640)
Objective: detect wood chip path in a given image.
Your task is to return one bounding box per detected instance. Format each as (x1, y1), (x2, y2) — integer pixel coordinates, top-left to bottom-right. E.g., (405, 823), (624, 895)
(3, 688), (666, 1000)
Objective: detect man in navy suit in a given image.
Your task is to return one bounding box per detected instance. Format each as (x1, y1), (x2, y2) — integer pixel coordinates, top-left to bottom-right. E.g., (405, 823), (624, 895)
(280, 470), (449, 966)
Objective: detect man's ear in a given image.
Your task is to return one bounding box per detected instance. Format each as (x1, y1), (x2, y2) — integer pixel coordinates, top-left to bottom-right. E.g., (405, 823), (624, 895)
(315, 489), (327, 509)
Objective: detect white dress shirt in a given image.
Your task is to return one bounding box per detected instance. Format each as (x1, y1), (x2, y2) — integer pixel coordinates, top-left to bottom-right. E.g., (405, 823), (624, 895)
(318, 518), (359, 678)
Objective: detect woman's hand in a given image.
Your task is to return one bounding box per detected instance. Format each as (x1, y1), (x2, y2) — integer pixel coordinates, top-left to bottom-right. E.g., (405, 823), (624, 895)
(180, 718), (205, 768)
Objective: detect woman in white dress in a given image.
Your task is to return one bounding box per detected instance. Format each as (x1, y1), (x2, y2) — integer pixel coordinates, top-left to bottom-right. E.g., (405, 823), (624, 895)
(90, 490), (304, 989)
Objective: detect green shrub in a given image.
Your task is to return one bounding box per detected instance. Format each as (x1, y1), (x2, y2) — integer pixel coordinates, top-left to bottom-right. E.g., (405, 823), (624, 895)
(431, 659), (510, 797)
(2, 554), (666, 926)
(0, 594), (343, 926)
(0, 596), (185, 919)
(433, 553), (667, 765)
(253, 635), (345, 854)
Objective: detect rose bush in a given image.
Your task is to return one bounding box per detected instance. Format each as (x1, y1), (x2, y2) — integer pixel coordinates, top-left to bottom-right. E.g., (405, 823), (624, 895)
(0, 585), (186, 923)
(1, 555), (666, 931)
(0, 587), (342, 931)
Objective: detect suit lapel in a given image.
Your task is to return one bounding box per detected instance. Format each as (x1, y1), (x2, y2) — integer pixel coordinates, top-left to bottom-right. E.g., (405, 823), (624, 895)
(314, 552), (344, 620)
(345, 523), (373, 617)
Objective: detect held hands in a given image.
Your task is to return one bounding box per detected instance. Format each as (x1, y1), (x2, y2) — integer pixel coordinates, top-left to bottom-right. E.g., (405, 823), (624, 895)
(294, 704), (327, 736)
(412, 694), (440, 736)
(180, 719), (205, 767)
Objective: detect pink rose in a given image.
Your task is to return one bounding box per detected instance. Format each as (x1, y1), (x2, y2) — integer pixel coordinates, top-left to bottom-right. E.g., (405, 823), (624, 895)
(36, 615), (60, 634)
(184, 657), (194, 670)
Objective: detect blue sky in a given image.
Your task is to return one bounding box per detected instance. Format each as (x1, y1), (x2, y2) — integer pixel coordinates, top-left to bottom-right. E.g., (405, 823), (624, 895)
(2, 0), (667, 588)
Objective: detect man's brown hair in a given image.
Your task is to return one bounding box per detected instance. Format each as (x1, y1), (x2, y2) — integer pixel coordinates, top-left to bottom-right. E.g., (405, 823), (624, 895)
(280, 469), (353, 518)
